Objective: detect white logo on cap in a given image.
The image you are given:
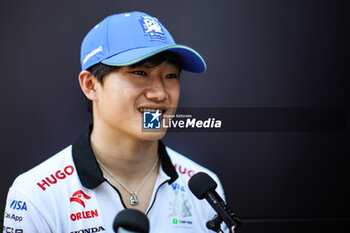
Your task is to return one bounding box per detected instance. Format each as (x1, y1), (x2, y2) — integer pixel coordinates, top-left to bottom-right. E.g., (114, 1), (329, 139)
(143, 16), (162, 33)
(82, 46), (103, 65)
(139, 16), (166, 41)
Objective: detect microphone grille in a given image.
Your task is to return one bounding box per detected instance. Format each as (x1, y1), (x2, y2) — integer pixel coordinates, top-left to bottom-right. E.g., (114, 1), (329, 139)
(113, 209), (149, 233)
(188, 172), (217, 200)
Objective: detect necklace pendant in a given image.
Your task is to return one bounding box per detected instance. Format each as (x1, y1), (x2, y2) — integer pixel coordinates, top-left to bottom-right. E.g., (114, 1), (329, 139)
(130, 192), (139, 206)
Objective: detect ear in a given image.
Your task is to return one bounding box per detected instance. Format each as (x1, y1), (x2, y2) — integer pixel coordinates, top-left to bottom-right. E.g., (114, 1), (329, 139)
(78, 70), (98, 101)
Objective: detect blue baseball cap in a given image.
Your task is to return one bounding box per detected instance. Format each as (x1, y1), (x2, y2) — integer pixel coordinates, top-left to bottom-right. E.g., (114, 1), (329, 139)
(80, 11), (206, 73)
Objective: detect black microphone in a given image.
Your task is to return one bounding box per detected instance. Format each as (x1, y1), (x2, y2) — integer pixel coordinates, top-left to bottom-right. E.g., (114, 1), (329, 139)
(188, 172), (241, 231)
(113, 209), (150, 233)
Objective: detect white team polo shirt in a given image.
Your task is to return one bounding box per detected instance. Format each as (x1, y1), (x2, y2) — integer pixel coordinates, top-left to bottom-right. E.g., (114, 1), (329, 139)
(4, 126), (228, 233)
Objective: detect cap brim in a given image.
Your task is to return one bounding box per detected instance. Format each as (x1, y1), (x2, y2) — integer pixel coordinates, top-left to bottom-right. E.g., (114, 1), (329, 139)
(101, 45), (206, 73)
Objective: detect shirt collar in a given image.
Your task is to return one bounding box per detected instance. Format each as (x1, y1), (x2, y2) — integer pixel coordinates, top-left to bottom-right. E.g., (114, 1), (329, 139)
(72, 125), (178, 189)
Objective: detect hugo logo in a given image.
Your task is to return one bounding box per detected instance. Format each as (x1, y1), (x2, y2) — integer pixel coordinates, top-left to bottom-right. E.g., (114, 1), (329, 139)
(174, 164), (195, 177)
(37, 165), (75, 191)
(70, 190), (91, 208)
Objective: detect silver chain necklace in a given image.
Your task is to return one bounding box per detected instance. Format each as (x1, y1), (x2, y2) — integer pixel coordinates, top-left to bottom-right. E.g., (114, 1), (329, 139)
(96, 156), (159, 206)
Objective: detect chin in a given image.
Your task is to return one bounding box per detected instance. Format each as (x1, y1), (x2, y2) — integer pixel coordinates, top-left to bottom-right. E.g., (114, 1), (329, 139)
(138, 130), (167, 141)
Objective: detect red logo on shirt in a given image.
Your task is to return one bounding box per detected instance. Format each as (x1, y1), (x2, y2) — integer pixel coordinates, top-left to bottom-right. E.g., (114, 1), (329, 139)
(174, 163), (195, 177)
(70, 209), (99, 221)
(70, 190), (91, 208)
(36, 165), (75, 191)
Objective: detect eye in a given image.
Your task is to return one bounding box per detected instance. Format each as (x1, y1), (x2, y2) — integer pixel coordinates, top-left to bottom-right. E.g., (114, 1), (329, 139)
(132, 70), (147, 76)
(166, 73), (179, 79)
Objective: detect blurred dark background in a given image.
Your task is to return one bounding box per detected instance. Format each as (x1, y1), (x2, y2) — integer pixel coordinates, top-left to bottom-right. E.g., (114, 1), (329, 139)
(0, 0), (349, 232)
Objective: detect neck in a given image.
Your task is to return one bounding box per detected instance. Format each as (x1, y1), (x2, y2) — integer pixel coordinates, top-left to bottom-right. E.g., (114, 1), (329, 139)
(90, 123), (159, 180)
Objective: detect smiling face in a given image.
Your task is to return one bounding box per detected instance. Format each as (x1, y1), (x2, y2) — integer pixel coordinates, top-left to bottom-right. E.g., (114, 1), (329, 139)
(90, 61), (180, 141)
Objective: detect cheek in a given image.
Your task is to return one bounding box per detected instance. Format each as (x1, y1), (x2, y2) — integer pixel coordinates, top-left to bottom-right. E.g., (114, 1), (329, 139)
(106, 80), (142, 103)
(167, 81), (180, 103)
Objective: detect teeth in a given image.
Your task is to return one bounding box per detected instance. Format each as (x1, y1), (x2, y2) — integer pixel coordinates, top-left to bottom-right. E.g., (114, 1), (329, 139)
(139, 108), (165, 113)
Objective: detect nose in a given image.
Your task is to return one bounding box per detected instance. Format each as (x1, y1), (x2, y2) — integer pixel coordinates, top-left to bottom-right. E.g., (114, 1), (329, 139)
(144, 77), (168, 102)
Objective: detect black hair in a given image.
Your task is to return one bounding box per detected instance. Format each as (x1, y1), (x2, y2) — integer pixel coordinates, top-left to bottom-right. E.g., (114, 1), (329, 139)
(84, 51), (182, 113)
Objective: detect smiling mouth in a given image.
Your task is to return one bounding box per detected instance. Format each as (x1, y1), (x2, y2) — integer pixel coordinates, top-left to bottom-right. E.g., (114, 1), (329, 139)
(138, 108), (166, 114)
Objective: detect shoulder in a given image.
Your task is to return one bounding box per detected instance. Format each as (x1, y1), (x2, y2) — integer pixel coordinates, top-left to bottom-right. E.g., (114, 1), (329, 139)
(164, 146), (228, 231)
(10, 145), (76, 195)
(165, 146), (222, 187)
(5, 146), (77, 231)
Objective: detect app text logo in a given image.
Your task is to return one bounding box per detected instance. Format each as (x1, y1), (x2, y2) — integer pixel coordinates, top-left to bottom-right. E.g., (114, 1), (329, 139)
(5, 212), (23, 222)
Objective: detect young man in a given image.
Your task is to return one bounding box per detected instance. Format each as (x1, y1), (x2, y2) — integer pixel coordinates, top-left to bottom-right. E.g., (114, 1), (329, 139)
(4, 12), (228, 232)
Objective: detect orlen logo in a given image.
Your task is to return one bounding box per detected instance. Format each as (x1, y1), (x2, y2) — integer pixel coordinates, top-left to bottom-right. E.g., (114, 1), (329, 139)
(70, 210), (99, 222)
(10, 200), (27, 211)
(69, 190), (99, 222)
(174, 164), (195, 177)
(37, 165), (74, 191)
(70, 190), (91, 208)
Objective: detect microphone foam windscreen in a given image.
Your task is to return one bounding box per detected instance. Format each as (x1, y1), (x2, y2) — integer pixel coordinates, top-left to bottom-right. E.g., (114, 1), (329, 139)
(188, 172), (218, 200)
(113, 209), (149, 233)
